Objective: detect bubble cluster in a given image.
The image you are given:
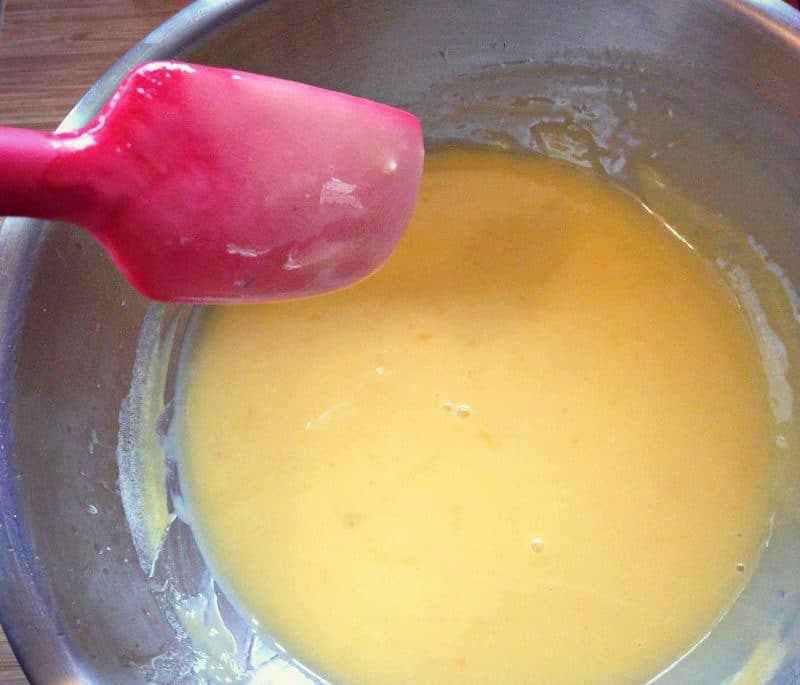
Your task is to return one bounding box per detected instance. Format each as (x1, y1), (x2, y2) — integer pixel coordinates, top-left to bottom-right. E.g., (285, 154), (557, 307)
(441, 400), (471, 418)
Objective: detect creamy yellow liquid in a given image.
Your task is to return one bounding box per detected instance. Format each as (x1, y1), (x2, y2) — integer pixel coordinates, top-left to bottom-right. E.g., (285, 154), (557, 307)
(179, 150), (773, 685)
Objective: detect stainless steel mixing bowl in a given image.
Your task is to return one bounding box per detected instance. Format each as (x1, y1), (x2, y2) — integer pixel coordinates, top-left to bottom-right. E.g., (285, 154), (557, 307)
(1, 1), (799, 683)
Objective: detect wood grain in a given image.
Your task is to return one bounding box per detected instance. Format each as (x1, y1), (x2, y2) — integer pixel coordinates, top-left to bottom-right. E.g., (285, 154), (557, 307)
(0, 631), (27, 685)
(0, 0), (190, 130)
(0, 2), (189, 681)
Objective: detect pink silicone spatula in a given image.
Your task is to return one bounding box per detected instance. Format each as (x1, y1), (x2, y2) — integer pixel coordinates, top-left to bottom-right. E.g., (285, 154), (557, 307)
(0, 61), (424, 303)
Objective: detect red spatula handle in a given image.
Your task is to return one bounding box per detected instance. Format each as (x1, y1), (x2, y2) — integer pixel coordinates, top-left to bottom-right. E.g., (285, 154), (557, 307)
(0, 125), (94, 224)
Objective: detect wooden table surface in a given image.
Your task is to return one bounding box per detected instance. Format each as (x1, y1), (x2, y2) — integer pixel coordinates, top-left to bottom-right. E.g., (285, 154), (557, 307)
(1, 0), (799, 683)
(0, 2), (190, 681)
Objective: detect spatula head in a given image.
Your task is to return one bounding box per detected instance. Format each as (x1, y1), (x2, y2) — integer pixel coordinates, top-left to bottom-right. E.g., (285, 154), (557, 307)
(66, 62), (424, 303)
